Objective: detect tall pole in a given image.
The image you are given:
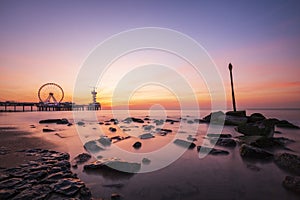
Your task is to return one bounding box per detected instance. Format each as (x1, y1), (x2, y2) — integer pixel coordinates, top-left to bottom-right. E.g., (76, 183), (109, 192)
(228, 63), (237, 112)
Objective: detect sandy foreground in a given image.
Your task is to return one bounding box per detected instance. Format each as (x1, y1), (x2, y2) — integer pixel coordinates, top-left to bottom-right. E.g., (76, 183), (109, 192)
(0, 127), (56, 168)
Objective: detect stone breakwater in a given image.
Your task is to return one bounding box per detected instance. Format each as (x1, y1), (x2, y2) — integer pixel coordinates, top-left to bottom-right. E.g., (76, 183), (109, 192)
(0, 149), (92, 200)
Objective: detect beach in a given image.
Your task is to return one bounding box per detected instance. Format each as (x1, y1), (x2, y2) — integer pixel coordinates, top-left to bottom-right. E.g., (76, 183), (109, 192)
(0, 109), (300, 199)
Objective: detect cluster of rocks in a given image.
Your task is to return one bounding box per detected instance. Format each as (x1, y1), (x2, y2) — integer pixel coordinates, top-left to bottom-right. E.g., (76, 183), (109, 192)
(0, 149), (91, 199)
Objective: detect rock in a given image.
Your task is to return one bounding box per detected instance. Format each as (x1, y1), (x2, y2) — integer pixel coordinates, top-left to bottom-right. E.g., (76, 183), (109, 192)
(139, 133), (154, 139)
(132, 142), (142, 149)
(84, 141), (104, 153)
(187, 135), (197, 141)
(84, 158), (141, 173)
(142, 158), (151, 165)
(197, 146), (229, 155)
(274, 153), (300, 175)
(240, 144), (273, 159)
(165, 119), (179, 123)
(77, 121), (85, 126)
(276, 120), (300, 129)
(246, 163), (261, 171)
(237, 119), (275, 137)
(194, 119), (208, 123)
(187, 120), (194, 124)
(105, 123), (111, 125)
(0, 188), (17, 199)
(225, 115), (248, 126)
(206, 133), (232, 138)
(109, 127), (117, 132)
(282, 176), (300, 193)
(0, 177), (23, 189)
(98, 137), (112, 147)
(250, 137), (294, 148)
(53, 178), (85, 196)
(39, 118), (69, 124)
(215, 138), (237, 147)
(202, 111), (225, 123)
(143, 125), (155, 131)
(144, 117), (150, 121)
(174, 139), (196, 149)
(123, 117), (144, 123)
(111, 193), (122, 200)
(153, 119), (164, 126)
(248, 113), (266, 123)
(42, 128), (55, 132)
(226, 110), (246, 117)
(99, 122), (104, 125)
(73, 153), (92, 164)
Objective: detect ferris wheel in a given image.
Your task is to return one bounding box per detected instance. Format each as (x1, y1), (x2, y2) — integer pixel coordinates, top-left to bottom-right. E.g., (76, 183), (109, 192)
(38, 83), (64, 104)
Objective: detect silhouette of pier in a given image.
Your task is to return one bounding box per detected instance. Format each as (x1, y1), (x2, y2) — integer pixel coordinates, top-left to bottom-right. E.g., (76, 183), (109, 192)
(0, 101), (89, 112)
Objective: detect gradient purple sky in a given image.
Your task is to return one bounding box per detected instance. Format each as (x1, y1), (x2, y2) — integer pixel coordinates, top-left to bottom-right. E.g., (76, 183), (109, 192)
(1, 0), (300, 109)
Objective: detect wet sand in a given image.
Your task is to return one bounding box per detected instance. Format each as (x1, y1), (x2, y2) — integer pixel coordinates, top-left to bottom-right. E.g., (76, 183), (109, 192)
(0, 127), (56, 168)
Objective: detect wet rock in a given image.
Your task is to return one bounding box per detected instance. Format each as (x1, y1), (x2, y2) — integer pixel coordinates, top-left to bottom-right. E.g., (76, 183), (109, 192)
(84, 158), (141, 173)
(99, 122), (104, 125)
(187, 135), (197, 141)
(174, 139), (196, 149)
(276, 120), (300, 129)
(206, 133), (232, 138)
(123, 117), (144, 123)
(111, 193), (122, 200)
(226, 110), (246, 117)
(165, 119), (179, 123)
(237, 119), (275, 137)
(187, 120), (194, 124)
(132, 142), (142, 149)
(274, 153), (300, 175)
(250, 137), (294, 148)
(109, 127), (117, 132)
(139, 133), (154, 139)
(144, 117), (150, 121)
(143, 125), (155, 131)
(42, 128), (55, 132)
(215, 138), (237, 147)
(197, 146), (229, 155)
(105, 123), (111, 126)
(77, 121), (85, 126)
(142, 158), (151, 165)
(53, 178), (85, 196)
(240, 144), (273, 159)
(194, 119), (208, 123)
(248, 113), (266, 123)
(0, 188), (17, 199)
(98, 137), (112, 147)
(203, 111), (248, 125)
(153, 119), (164, 126)
(0, 177), (23, 189)
(73, 153), (92, 165)
(39, 118), (69, 124)
(282, 176), (300, 193)
(84, 141), (104, 153)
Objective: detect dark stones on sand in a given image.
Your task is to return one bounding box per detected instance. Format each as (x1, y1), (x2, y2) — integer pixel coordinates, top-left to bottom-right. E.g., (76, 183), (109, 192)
(215, 138), (237, 147)
(73, 153), (92, 165)
(282, 176), (300, 193)
(239, 144), (273, 159)
(142, 158), (151, 165)
(173, 139), (196, 149)
(84, 158), (141, 173)
(39, 118), (69, 124)
(109, 127), (117, 132)
(84, 141), (104, 153)
(165, 119), (179, 123)
(0, 149), (91, 199)
(139, 133), (154, 139)
(123, 117), (144, 124)
(237, 119), (275, 137)
(98, 137), (112, 147)
(274, 153), (300, 175)
(143, 125), (155, 131)
(42, 128), (55, 132)
(132, 141), (142, 149)
(154, 119), (164, 126)
(197, 146), (229, 155)
(77, 121), (85, 126)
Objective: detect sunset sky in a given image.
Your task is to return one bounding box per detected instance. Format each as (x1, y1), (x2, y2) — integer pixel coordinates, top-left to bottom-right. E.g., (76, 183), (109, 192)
(1, 0), (300, 109)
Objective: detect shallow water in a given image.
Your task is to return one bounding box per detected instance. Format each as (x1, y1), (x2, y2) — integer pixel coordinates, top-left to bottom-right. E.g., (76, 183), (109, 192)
(0, 109), (299, 199)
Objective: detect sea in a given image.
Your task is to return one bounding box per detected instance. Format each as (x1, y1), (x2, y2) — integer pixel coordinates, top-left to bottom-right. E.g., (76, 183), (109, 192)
(0, 109), (299, 200)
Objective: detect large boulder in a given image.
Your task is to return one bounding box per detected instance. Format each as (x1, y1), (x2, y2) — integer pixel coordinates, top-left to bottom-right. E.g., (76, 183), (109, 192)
(276, 120), (300, 129)
(239, 144), (273, 159)
(39, 118), (69, 124)
(282, 176), (300, 194)
(202, 111), (247, 125)
(274, 153), (300, 175)
(237, 119), (275, 137)
(248, 113), (266, 123)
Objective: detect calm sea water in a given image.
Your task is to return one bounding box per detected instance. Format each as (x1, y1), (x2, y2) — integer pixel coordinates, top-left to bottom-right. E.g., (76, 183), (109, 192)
(0, 109), (299, 200)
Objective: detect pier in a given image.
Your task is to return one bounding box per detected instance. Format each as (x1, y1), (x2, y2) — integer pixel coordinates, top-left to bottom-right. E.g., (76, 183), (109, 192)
(0, 101), (87, 112)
